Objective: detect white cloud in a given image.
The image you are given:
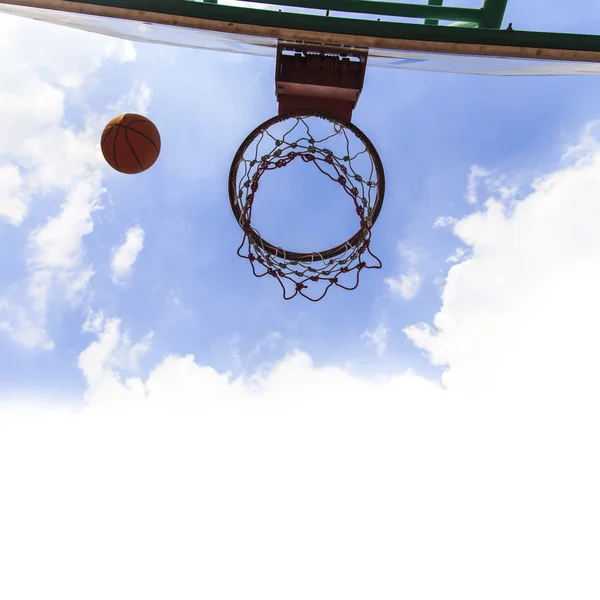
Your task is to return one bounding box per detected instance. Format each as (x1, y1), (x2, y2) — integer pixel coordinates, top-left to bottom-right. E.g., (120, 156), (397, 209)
(361, 324), (388, 355)
(79, 312), (153, 389)
(111, 226), (145, 283)
(446, 246), (469, 264)
(0, 15), (147, 349)
(29, 177), (104, 271)
(246, 331), (283, 362)
(0, 12), (135, 88)
(0, 301), (54, 351)
(109, 80), (152, 116)
(399, 246), (419, 267)
(406, 125), (600, 399)
(0, 164), (27, 225)
(562, 119), (600, 161)
(385, 271), (422, 300)
(0, 14), (134, 201)
(433, 215), (457, 229)
(385, 246), (423, 300)
(1, 287), (599, 598)
(466, 164), (491, 204)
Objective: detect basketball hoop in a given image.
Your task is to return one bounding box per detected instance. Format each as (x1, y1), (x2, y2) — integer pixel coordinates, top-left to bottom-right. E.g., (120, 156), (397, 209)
(228, 110), (385, 301)
(229, 42), (384, 300)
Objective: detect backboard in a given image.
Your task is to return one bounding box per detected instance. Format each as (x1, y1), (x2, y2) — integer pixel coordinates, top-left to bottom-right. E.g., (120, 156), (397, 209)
(2, 0), (600, 75)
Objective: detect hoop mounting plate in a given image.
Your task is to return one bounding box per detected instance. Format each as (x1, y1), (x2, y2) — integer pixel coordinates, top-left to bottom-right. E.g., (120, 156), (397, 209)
(276, 42), (368, 122)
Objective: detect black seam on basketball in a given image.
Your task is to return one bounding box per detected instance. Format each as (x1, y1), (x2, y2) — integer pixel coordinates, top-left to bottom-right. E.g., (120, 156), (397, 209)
(101, 124), (119, 148)
(113, 123), (122, 172)
(101, 124), (115, 145)
(124, 127), (144, 171)
(127, 128), (160, 153)
(123, 119), (153, 128)
(123, 122), (160, 153)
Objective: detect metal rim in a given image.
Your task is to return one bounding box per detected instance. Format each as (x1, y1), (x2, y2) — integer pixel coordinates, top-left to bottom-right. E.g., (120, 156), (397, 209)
(228, 110), (385, 263)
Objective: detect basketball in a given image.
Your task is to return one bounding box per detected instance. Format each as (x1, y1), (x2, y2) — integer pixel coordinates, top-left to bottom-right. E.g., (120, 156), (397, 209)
(101, 113), (161, 174)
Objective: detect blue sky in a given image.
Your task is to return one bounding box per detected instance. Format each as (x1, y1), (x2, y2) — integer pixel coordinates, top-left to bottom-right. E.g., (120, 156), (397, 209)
(1, 2), (600, 598)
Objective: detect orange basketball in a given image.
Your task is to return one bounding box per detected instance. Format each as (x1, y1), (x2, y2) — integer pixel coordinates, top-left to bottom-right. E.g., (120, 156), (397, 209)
(101, 113), (161, 174)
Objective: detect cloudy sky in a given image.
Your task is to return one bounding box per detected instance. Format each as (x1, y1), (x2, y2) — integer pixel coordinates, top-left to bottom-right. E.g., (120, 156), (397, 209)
(1, 1), (599, 598)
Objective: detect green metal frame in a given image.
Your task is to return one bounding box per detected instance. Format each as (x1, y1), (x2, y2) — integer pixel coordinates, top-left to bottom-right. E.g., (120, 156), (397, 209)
(424, 0), (444, 27)
(48, 0), (600, 53)
(3, 0), (600, 58)
(219, 0), (507, 29)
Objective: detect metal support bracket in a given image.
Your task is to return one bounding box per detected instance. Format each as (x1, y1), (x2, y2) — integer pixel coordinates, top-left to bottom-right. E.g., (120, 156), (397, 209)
(275, 42), (368, 122)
